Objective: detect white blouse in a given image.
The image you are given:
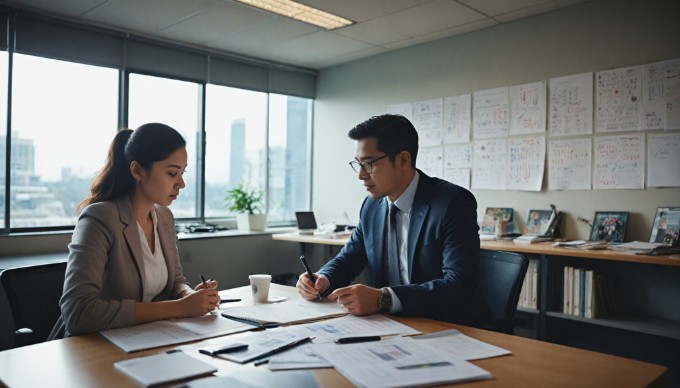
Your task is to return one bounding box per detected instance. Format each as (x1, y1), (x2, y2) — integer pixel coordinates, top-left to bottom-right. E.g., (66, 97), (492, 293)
(137, 208), (168, 302)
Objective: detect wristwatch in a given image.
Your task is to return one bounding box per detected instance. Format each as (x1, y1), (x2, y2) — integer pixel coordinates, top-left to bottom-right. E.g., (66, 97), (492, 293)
(377, 287), (392, 313)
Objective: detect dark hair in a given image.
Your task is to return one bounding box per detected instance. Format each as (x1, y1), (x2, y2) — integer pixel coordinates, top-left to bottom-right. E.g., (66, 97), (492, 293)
(347, 114), (418, 167)
(79, 123), (186, 211)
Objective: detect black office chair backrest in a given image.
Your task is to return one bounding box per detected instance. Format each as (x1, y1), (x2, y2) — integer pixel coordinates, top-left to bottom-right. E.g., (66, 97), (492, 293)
(0, 262), (66, 348)
(477, 250), (529, 333)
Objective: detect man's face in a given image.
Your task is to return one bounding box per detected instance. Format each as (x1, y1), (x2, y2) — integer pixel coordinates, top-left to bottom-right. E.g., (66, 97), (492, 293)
(353, 137), (405, 201)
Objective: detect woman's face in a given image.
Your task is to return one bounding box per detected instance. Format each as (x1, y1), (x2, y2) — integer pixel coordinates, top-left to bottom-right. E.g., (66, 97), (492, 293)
(137, 147), (187, 207)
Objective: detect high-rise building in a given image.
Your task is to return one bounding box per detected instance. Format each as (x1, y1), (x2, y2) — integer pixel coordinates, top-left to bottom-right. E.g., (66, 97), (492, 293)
(285, 97), (310, 217)
(229, 118), (245, 188)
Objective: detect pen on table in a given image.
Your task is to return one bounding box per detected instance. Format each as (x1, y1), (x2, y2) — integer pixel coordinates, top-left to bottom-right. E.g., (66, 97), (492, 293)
(220, 298), (242, 303)
(299, 255), (322, 300)
(335, 336), (381, 344)
(252, 336), (313, 366)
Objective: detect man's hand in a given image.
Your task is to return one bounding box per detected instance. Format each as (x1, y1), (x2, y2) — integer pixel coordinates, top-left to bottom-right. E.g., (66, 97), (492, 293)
(296, 272), (329, 300)
(328, 284), (382, 316)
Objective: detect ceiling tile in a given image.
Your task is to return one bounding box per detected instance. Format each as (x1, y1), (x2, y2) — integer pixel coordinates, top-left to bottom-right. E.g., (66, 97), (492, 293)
(334, 19), (410, 46)
(81, 0), (224, 34)
(296, 0), (430, 23)
(256, 30), (373, 67)
(210, 17), (316, 53)
(458, 0), (553, 17)
(368, 0), (487, 39)
(494, 0), (590, 22)
(155, 2), (274, 44)
(311, 46), (390, 69)
(5, 0), (106, 16)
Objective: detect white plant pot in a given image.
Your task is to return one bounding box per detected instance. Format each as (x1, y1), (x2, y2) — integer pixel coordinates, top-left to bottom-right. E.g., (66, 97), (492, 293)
(236, 213), (267, 232)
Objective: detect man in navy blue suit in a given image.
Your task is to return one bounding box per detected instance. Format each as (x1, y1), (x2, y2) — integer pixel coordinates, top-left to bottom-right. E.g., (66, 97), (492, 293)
(297, 114), (490, 326)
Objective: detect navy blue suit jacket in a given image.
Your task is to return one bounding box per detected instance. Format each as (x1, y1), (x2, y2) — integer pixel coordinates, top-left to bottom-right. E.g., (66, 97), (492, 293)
(319, 171), (490, 326)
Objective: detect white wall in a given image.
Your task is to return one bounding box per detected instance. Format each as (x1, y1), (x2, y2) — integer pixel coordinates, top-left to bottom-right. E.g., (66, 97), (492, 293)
(312, 0), (680, 242)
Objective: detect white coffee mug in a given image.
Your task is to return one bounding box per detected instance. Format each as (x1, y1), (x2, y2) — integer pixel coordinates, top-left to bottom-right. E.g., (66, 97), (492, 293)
(249, 274), (272, 303)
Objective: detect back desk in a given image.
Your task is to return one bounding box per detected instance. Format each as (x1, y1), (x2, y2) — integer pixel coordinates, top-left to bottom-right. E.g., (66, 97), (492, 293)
(0, 283), (668, 387)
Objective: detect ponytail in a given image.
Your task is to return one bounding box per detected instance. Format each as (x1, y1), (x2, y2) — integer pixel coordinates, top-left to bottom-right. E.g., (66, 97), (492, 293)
(78, 129), (134, 212)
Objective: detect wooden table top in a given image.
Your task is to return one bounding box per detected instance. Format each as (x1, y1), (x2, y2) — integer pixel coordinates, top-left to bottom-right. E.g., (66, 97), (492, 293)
(0, 284), (668, 388)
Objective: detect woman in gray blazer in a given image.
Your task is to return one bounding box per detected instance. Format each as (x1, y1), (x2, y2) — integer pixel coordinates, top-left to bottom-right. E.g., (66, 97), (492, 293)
(50, 123), (220, 338)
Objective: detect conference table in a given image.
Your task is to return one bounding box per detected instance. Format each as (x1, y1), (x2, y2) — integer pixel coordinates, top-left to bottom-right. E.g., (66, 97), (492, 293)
(0, 283), (668, 387)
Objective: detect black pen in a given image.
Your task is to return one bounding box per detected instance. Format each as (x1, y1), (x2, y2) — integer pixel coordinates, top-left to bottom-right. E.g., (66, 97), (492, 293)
(299, 255), (321, 300)
(220, 298), (242, 303)
(250, 337), (313, 365)
(200, 275), (209, 288)
(335, 336), (381, 344)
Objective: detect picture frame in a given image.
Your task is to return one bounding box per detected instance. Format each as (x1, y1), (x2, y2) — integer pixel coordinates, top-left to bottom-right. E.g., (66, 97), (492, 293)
(649, 207), (680, 246)
(525, 209), (554, 235)
(480, 207), (514, 234)
(590, 211), (629, 243)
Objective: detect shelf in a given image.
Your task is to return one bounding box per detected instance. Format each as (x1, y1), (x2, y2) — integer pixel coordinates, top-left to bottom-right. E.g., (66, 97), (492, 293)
(517, 307), (539, 315)
(545, 312), (680, 340)
(481, 240), (680, 267)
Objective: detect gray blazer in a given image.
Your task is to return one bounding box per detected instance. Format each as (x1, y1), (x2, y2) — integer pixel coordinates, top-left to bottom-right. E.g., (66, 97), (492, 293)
(50, 196), (189, 338)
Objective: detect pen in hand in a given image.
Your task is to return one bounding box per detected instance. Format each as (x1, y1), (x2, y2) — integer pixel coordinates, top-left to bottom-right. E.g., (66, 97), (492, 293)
(299, 255), (322, 300)
(200, 275), (209, 288)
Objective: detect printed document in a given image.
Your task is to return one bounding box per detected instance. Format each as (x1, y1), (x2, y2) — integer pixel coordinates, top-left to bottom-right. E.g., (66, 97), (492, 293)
(220, 298), (346, 326)
(312, 336), (491, 388)
(101, 314), (251, 352)
(413, 329), (511, 360)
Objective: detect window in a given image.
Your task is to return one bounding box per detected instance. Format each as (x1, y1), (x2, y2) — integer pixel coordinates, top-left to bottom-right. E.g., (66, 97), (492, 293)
(128, 73), (200, 219)
(268, 94), (312, 222)
(0, 50), (7, 228)
(8, 54), (118, 228)
(204, 85), (267, 218)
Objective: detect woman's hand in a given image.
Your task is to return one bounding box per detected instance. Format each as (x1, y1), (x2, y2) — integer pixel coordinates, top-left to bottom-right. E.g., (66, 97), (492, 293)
(176, 284), (220, 318)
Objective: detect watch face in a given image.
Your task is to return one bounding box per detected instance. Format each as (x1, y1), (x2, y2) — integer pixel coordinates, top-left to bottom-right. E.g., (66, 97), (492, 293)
(378, 290), (392, 311)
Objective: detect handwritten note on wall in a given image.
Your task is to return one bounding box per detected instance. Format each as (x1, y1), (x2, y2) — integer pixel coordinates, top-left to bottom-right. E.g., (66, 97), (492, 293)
(510, 81), (546, 136)
(593, 133), (645, 189)
(472, 139), (507, 190)
(473, 87), (509, 139)
(444, 144), (472, 169)
(642, 58), (680, 130)
(596, 66), (642, 133)
(507, 136), (545, 191)
(413, 99), (443, 147)
(548, 138), (592, 190)
(647, 133), (680, 187)
(443, 168), (470, 190)
(549, 73), (593, 137)
(443, 94), (471, 144)
(417, 147), (443, 178)
(386, 102), (413, 121)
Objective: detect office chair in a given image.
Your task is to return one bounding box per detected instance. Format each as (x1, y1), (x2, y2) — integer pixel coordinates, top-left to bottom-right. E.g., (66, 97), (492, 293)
(477, 249), (529, 335)
(0, 262), (67, 348)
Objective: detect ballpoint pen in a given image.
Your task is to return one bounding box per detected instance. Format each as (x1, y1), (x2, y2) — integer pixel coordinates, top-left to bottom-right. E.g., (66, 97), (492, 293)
(299, 255), (322, 300)
(251, 337), (313, 366)
(200, 275), (209, 288)
(335, 336), (381, 344)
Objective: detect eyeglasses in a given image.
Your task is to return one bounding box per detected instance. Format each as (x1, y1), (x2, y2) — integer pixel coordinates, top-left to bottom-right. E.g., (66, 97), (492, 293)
(349, 154), (389, 174)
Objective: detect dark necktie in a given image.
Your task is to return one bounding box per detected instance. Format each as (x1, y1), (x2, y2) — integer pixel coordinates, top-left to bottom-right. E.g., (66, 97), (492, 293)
(387, 203), (401, 286)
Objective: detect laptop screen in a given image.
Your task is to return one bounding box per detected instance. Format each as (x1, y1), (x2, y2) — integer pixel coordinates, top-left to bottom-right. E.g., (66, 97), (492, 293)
(295, 211), (317, 230)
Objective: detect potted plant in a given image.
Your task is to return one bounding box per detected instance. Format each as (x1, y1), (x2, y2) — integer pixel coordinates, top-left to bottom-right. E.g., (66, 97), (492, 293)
(225, 183), (267, 231)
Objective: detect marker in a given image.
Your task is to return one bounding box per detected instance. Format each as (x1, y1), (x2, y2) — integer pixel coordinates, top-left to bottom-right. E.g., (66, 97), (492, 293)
(334, 336), (381, 344)
(299, 255), (321, 300)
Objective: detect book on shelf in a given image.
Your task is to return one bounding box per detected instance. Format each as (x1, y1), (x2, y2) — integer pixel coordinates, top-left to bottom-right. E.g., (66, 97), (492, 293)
(562, 266), (617, 318)
(572, 268), (581, 316)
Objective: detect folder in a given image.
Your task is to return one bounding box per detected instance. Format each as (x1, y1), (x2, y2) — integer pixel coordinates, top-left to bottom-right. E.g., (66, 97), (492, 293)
(114, 349), (217, 387)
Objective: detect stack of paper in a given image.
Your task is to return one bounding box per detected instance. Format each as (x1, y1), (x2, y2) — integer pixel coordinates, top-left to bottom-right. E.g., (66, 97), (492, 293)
(608, 241), (680, 255)
(553, 240), (608, 250)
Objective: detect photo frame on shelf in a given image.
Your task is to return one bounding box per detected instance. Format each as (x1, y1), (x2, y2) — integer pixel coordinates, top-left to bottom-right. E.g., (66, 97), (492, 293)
(525, 209), (553, 235)
(480, 207), (514, 234)
(649, 207), (680, 246)
(589, 211), (629, 243)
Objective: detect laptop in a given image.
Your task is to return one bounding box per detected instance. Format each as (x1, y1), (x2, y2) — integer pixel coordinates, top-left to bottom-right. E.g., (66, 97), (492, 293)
(295, 211), (318, 235)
